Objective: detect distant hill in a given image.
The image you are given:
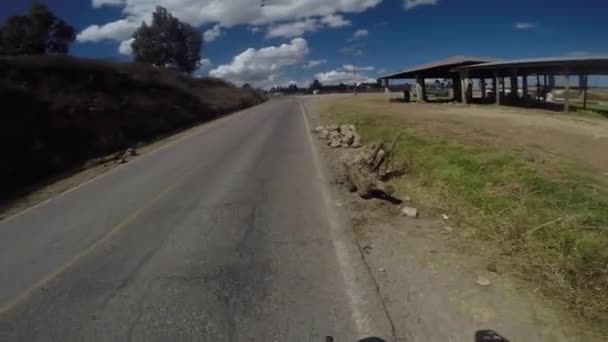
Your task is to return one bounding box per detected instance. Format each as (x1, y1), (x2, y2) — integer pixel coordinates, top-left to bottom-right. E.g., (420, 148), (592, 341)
(0, 55), (266, 198)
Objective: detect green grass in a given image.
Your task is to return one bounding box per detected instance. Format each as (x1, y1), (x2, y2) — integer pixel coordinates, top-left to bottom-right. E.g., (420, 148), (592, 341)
(323, 102), (608, 331)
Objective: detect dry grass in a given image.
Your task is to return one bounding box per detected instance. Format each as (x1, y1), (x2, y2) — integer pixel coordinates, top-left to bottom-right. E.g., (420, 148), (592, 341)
(322, 100), (608, 335)
(0, 55), (265, 199)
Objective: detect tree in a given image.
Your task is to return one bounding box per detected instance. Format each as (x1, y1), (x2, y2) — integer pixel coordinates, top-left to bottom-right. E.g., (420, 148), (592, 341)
(131, 6), (203, 74)
(309, 79), (322, 91)
(0, 2), (75, 55)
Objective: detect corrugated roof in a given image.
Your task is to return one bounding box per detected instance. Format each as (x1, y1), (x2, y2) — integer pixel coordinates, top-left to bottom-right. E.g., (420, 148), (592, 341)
(379, 55), (499, 79)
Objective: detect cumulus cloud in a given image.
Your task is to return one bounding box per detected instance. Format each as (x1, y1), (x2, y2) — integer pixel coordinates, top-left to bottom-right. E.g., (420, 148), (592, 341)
(209, 38), (309, 86)
(514, 22), (537, 30)
(351, 29), (369, 40)
(315, 70), (375, 85)
(303, 59), (327, 68)
(200, 58), (213, 68)
(320, 14), (351, 28)
(403, 0), (439, 10)
(79, 0), (382, 42)
(315, 64), (376, 85)
(267, 18), (320, 38)
(77, 19), (139, 42)
(204, 24), (223, 42)
(343, 64), (374, 71)
(118, 38), (134, 55)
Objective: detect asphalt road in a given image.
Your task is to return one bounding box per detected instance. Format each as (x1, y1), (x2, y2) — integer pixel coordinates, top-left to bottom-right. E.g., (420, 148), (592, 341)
(0, 98), (391, 342)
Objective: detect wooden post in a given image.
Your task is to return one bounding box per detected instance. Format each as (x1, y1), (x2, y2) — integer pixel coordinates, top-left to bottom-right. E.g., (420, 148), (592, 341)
(480, 78), (486, 100)
(522, 74), (528, 99)
(494, 71), (500, 105)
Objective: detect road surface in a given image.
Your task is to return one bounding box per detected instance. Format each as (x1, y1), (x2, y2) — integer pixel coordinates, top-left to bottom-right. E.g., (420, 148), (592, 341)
(0, 98), (391, 342)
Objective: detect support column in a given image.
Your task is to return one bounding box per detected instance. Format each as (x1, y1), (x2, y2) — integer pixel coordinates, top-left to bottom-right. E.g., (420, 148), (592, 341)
(415, 75), (425, 103)
(494, 71), (500, 105)
(522, 74), (528, 99)
(582, 75), (588, 109)
(543, 75), (547, 102)
(500, 77), (506, 98)
(460, 71), (467, 104)
(452, 76), (462, 102)
(564, 69), (570, 113)
(480, 78), (486, 100)
(510, 69), (518, 99)
(536, 74), (540, 101)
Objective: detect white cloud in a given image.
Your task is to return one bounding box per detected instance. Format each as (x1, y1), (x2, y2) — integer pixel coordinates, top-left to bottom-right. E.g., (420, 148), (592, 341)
(403, 0), (439, 10)
(204, 24), (223, 42)
(92, 0), (124, 8)
(315, 64), (376, 85)
(343, 64), (374, 71)
(352, 29), (369, 40)
(209, 38), (309, 86)
(267, 18), (320, 38)
(118, 38), (134, 55)
(320, 14), (351, 28)
(514, 22), (537, 30)
(79, 0), (382, 42)
(77, 19), (139, 42)
(200, 58), (213, 68)
(315, 70), (375, 85)
(304, 59), (327, 68)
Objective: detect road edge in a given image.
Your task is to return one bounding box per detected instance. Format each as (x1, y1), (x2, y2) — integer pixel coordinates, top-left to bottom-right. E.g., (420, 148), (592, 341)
(298, 98), (396, 342)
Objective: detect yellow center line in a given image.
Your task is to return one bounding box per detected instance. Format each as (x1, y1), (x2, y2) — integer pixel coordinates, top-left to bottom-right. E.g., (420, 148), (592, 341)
(0, 172), (191, 317)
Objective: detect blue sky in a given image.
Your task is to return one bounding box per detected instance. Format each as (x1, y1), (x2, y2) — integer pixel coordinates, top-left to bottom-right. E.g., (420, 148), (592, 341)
(1, 0), (607, 87)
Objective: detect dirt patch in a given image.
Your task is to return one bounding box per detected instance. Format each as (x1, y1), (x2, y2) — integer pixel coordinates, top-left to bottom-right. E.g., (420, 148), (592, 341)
(300, 95), (607, 341)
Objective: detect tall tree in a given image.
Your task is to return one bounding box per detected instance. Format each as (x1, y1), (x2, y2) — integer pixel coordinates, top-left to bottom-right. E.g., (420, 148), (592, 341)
(131, 6), (203, 74)
(0, 1), (75, 55)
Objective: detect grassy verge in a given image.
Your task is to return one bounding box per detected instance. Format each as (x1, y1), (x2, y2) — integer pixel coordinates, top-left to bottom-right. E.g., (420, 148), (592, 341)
(323, 101), (608, 333)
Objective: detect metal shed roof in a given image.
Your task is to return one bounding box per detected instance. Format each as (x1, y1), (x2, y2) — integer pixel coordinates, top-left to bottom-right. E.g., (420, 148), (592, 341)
(454, 56), (608, 77)
(378, 55), (499, 80)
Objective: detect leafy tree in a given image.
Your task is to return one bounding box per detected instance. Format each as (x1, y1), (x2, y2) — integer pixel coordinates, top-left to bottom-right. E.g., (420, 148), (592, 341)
(0, 1), (75, 55)
(131, 6), (203, 74)
(309, 79), (322, 91)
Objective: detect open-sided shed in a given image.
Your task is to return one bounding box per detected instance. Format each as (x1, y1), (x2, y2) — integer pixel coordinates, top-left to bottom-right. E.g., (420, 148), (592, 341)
(378, 56), (497, 102)
(453, 56), (608, 110)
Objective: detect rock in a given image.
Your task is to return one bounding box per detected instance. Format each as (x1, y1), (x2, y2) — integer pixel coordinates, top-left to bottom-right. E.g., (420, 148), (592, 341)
(379, 267), (386, 273)
(314, 126), (324, 133)
(330, 140), (341, 148)
(486, 263), (498, 273)
(341, 131), (355, 146)
(127, 147), (137, 156)
(475, 275), (491, 287)
(329, 130), (341, 141)
(340, 124), (351, 133)
(442, 214), (449, 220)
(403, 195), (412, 202)
(444, 226), (453, 233)
(362, 245), (373, 254)
(401, 206), (418, 218)
(319, 129), (330, 140)
(327, 124), (339, 132)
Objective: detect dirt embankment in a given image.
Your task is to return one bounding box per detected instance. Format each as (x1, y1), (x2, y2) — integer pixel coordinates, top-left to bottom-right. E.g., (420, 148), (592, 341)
(0, 55), (265, 200)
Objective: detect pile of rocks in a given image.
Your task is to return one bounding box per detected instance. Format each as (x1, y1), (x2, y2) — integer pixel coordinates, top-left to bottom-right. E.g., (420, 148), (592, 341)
(313, 124), (363, 148)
